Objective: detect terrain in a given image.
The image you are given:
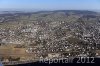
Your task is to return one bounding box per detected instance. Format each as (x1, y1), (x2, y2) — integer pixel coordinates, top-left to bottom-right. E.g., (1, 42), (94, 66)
(0, 10), (100, 65)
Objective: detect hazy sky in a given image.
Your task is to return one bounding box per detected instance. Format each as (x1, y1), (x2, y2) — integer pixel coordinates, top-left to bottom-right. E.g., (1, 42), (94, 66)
(0, 0), (100, 11)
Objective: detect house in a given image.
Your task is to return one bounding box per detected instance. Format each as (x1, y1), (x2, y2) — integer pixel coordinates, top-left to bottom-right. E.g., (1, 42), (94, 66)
(47, 53), (61, 59)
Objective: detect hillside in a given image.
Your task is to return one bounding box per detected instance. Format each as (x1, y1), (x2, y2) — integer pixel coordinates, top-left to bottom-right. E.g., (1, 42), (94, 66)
(0, 10), (100, 65)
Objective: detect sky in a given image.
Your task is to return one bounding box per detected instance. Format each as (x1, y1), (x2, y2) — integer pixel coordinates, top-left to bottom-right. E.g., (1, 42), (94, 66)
(0, 0), (100, 11)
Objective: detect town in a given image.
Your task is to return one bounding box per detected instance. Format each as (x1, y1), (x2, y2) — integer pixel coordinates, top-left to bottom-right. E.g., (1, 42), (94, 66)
(0, 10), (100, 65)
